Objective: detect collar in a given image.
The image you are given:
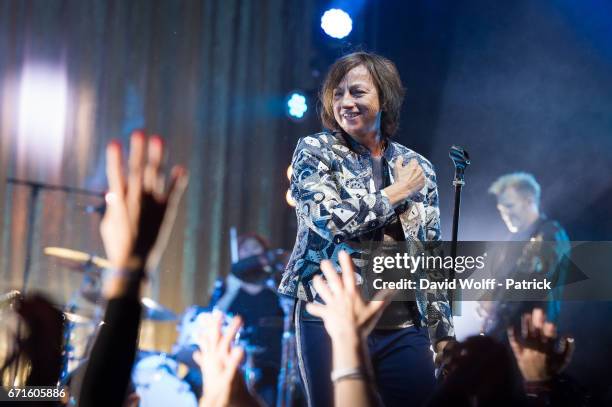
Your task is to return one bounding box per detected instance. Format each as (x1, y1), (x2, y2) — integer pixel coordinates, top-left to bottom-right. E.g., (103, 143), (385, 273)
(333, 130), (396, 161)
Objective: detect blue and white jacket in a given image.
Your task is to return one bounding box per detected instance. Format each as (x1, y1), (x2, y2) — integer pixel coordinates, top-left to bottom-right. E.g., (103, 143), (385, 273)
(278, 131), (454, 344)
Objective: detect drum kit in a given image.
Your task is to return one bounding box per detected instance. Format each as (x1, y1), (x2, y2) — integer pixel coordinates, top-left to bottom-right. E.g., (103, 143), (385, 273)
(15, 245), (301, 407)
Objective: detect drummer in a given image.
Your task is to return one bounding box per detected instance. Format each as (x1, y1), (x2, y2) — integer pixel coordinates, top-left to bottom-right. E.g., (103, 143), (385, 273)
(178, 233), (284, 405)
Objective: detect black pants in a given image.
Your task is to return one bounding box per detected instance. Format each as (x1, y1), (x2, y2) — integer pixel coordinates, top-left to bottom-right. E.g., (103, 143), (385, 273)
(295, 300), (436, 407)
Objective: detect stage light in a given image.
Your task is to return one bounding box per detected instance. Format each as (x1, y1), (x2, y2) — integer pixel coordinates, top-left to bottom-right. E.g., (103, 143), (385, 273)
(321, 8), (352, 39)
(17, 64), (67, 170)
(287, 92), (307, 120)
(286, 165), (293, 180)
(286, 189), (296, 207)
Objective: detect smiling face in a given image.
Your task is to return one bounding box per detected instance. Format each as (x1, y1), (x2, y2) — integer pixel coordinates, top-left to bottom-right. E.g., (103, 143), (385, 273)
(332, 65), (382, 140)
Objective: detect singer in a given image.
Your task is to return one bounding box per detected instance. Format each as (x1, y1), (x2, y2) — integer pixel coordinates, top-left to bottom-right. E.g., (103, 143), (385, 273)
(279, 52), (454, 407)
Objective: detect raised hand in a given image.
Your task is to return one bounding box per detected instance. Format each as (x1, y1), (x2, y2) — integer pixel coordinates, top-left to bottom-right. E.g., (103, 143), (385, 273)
(507, 308), (575, 382)
(306, 251), (395, 340)
(193, 312), (260, 407)
(306, 251), (392, 407)
(100, 131), (188, 271)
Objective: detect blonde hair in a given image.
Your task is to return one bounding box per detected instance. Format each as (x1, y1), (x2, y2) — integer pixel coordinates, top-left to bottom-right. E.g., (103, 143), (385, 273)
(489, 172), (541, 205)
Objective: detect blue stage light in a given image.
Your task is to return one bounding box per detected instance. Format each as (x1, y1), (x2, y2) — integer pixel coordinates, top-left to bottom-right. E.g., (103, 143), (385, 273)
(321, 8), (352, 39)
(287, 92), (308, 119)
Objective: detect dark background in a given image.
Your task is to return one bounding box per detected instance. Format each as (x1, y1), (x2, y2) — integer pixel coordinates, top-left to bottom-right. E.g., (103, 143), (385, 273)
(0, 0), (610, 356)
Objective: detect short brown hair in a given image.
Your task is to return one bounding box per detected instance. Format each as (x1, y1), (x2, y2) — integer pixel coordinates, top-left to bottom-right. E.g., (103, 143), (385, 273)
(319, 52), (405, 137)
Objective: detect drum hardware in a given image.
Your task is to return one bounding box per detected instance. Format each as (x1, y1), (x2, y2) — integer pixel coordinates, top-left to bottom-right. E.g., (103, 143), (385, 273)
(141, 297), (177, 322)
(241, 342), (265, 390)
(276, 295), (299, 407)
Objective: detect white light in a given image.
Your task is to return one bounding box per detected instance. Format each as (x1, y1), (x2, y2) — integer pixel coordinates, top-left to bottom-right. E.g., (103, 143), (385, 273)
(286, 189), (296, 207)
(286, 165), (293, 180)
(287, 93), (307, 119)
(17, 65), (67, 171)
(321, 9), (353, 39)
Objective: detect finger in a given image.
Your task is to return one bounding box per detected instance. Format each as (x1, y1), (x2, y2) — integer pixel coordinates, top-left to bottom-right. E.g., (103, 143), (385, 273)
(227, 346), (244, 371)
(395, 156), (404, 168)
(127, 131), (146, 218)
(106, 140), (126, 198)
(144, 166), (188, 270)
(143, 135), (164, 194)
(192, 349), (203, 368)
(521, 312), (531, 339)
(312, 274), (334, 304)
(393, 156), (403, 179)
(371, 288), (397, 305)
(417, 167), (426, 182)
(305, 302), (326, 318)
(320, 260), (343, 296)
(532, 308), (545, 332)
(338, 251), (357, 296)
(165, 165), (189, 202)
(204, 311), (223, 352)
(507, 326), (522, 355)
(363, 290), (395, 329)
(558, 336), (575, 371)
(364, 298), (388, 323)
(542, 322), (556, 339)
(219, 315), (242, 354)
(223, 346), (244, 381)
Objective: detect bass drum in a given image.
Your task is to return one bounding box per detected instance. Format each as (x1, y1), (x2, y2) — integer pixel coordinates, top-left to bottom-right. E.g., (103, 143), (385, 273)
(132, 353), (198, 407)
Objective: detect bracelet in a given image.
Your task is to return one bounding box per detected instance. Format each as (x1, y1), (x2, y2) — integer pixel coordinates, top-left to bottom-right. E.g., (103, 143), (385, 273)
(330, 367), (365, 384)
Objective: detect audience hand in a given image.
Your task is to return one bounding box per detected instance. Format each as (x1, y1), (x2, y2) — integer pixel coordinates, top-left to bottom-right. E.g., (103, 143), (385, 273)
(306, 251), (395, 341)
(193, 312), (260, 407)
(306, 251), (391, 407)
(101, 131), (188, 271)
(507, 308), (575, 382)
(100, 131), (188, 297)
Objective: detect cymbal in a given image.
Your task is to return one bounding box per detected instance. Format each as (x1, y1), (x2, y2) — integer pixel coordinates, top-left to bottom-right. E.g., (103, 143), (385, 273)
(141, 297), (177, 322)
(44, 247), (112, 269)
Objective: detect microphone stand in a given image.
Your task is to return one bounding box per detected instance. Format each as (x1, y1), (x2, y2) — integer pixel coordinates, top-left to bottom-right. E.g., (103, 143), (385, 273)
(4, 178), (104, 385)
(448, 146), (470, 315)
(5, 178), (105, 292)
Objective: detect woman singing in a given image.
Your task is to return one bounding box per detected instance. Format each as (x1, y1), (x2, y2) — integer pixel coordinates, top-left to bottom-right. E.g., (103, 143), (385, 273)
(278, 52), (454, 407)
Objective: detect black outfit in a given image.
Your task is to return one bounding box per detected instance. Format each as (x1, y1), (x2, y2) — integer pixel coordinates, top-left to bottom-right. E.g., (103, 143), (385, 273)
(485, 215), (570, 338)
(296, 153), (436, 407)
(79, 287), (142, 407)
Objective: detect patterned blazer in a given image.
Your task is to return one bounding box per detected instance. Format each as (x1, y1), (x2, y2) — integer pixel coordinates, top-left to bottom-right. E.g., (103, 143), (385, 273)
(278, 131), (454, 344)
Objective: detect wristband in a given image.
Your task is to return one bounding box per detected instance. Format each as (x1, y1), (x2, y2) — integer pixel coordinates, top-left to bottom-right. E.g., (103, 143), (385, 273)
(109, 268), (147, 281)
(331, 367), (365, 384)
